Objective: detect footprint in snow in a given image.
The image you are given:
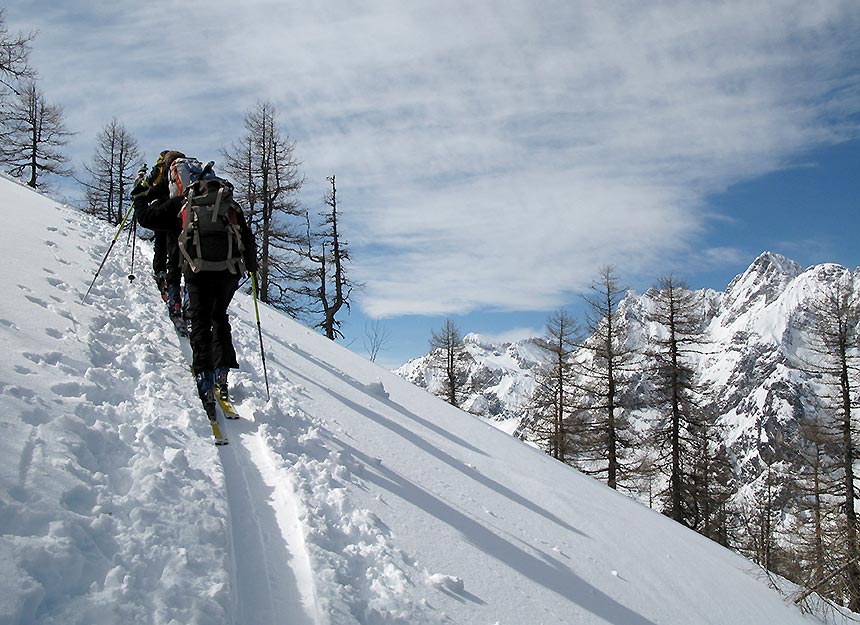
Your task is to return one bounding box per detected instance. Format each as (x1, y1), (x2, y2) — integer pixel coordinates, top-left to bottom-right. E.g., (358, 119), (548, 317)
(23, 351), (63, 366)
(45, 328), (63, 339)
(46, 277), (67, 291)
(0, 383), (36, 400)
(25, 295), (51, 309)
(61, 485), (97, 515)
(53, 308), (74, 323)
(21, 407), (50, 426)
(50, 381), (93, 399)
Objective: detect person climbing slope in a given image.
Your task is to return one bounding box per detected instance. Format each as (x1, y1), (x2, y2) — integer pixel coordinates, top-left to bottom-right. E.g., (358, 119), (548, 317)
(131, 150), (187, 327)
(135, 155), (258, 418)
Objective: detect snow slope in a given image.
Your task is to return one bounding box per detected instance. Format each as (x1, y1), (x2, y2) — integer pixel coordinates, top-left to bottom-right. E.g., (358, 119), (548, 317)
(0, 175), (843, 624)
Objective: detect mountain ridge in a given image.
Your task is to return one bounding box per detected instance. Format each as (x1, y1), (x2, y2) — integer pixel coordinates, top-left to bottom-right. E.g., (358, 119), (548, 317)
(396, 250), (857, 488)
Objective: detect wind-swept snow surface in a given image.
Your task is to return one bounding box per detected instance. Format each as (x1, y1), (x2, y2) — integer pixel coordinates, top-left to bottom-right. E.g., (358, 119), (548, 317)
(0, 175), (844, 624)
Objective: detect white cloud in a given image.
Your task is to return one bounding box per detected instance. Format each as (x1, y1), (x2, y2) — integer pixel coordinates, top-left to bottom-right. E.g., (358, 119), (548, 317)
(9, 0), (860, 317)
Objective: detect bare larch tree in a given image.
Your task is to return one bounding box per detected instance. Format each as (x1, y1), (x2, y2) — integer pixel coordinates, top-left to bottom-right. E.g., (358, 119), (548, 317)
(82, 118), (142, 224)
(521, 308), (585, 463)
(575, 266), (639, 490)
(1, 80), (72, 188)
(801, 279), (860, 611)
(222, 100), (306, 314)
(645, 275), (712, 525)
(429, 318), (468, 407)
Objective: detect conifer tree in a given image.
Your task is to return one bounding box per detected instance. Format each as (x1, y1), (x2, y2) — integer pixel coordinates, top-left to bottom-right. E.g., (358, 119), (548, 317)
(308, 175), (354, 340)
(789, 411), (843, 602)
(750, 453), (783, 572)
(645, 276), (713, 525)
(0, 10), (33, 92)
(687, 409), (736, 546)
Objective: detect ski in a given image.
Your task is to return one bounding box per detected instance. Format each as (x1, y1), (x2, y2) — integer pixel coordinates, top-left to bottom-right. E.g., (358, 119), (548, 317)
(208, 414), (229, 445)
(189, 365), (229, 445)
(215, 392), (240, 420)
(202, 394), (229, 445)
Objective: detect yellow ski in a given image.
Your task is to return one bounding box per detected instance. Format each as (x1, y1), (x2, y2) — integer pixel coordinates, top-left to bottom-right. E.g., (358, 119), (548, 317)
(215, 392), (240, 420)
(209, 418), (228, 446)
(189, 365), (229, 445)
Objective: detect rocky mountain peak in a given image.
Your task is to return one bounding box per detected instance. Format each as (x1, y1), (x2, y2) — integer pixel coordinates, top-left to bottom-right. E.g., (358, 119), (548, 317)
(721, 251), (803, 325)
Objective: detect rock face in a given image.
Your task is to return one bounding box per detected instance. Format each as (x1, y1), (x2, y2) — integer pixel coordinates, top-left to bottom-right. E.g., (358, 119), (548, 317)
(395, 252), (860, 480)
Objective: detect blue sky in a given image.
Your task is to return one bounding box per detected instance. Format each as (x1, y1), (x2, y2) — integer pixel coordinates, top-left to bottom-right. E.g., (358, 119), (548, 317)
(6, 0), (860, 368)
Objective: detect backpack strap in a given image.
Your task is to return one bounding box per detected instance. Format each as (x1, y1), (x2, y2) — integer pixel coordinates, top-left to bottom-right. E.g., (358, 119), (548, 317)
(178, 189), (204, 273)
(211, 186), (224, 222)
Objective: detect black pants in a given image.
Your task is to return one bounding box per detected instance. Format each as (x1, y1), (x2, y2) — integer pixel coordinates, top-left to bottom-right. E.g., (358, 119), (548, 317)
(185, 271), (240, 374)
(152, 230), (181, 288)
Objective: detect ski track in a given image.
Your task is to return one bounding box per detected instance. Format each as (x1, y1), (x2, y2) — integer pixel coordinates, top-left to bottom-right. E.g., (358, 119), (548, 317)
(221, 422), (318, 625)
(177, 335), (319, 625)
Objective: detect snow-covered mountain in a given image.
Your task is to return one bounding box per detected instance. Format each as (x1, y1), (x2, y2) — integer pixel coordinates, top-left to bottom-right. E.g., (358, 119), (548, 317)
(396, 333), (549, 434)
(0, 174), (851, 624)
(396, 251), (858, 486)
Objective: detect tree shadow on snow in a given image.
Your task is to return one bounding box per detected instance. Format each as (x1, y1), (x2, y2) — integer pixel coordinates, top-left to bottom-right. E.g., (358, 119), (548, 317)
(328, 433), (659, 625)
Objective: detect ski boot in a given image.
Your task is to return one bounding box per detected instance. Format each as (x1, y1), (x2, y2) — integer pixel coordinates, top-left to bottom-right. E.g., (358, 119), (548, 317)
(182, 288), (192, 336)
(195, 370), (217, 420)
(167, 284), (182, 317)
(167, 284), (187, 336)
(215, 367), (229, 402)
(154, 271), (169, 302)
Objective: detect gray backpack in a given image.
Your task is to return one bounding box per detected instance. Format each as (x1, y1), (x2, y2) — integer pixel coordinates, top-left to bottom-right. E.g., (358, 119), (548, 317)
(177, 178), (246, 274)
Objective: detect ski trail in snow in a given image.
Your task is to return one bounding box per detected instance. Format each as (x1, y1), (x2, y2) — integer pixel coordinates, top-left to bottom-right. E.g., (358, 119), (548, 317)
(220, 418), (319, 625)
(174, 336), (318, 624)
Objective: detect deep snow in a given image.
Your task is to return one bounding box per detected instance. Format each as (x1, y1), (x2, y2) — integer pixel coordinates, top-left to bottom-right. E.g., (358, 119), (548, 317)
(0, 175), (848, 624)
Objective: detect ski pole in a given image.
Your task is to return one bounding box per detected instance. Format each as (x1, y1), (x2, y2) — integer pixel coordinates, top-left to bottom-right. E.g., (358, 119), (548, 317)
(250, 271), (270, 401)
(128, 214), (138, 283)
(81, 206), (135, 304)
(125, 165), (148, 284)
(82, 163), (147, 303)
